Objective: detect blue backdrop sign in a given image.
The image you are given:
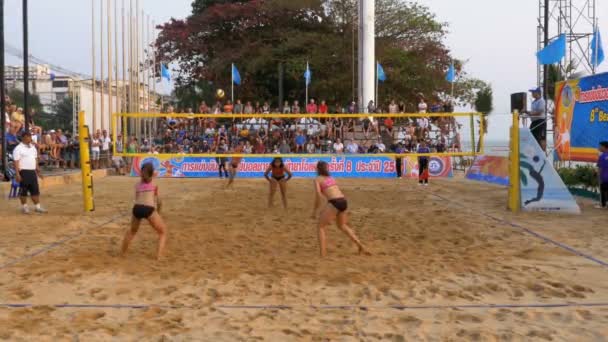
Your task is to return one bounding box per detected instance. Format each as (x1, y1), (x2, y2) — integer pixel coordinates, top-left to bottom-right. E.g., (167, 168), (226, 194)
(130, 156), (405, 178)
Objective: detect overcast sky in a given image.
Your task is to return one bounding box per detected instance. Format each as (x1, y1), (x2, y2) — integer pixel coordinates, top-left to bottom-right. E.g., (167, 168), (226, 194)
(5, 0), (608, 140)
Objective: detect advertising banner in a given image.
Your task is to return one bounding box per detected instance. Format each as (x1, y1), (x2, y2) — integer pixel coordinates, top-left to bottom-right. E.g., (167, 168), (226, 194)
(402, 156), (453, 178)
(520, 128), (580, 214)
(555, 72), (608, 162)
(129, 155), (453, 179)
(465, 155), (509, 186)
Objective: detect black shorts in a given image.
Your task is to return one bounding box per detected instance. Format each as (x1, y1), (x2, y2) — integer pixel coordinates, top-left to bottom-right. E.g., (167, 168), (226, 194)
(272, 175), (285, 181)
(329, 198), (348, 212)
(530, 119), (547, 142)
(19, 170), (40, 197)
(231, 163), (239, 169)
(132, 204), (155, 219)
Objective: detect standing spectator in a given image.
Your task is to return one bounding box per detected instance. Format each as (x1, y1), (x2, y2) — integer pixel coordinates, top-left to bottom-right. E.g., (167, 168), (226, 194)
(233, 99), (243, 114)
(13, 132), (47, 213)
(348, 101), (356, 114)
(199, 101), (210, 114)
(333, 138), (344, 154)
(597, 141), (608, 209)
(223, 100), (234, 114)
(262, 101), (271, 114)
(306, 99), (318, 114)
(57, 129), (68, 168)
(319, 100), (328, 114)
(254, 101), (262, 113)
(418, 97), (428, 113)
(101, 130), (112, 169)
(244, 101), (254, 114)
(291, 100), (301, 114)
(91, 132), (101, 170)
(282, 101), (291, 114)
(367, 100), (376, 114)
(295, 131), (306, 153)
(388, 100), (398, 114)
(526, 87), (547, 150)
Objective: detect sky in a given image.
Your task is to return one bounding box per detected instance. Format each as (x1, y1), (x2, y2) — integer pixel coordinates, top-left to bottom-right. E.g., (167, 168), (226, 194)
(4, 0), (608, 140)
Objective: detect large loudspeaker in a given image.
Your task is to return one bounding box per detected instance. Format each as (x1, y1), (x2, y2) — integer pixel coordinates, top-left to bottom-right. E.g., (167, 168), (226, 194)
(511, 93), (527, 113)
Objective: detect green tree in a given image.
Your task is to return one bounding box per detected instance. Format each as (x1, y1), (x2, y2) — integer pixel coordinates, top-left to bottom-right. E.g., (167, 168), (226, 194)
(474, 85), (493, 152)
(7, 88), (44, 115)
(158, 0), (491, 110)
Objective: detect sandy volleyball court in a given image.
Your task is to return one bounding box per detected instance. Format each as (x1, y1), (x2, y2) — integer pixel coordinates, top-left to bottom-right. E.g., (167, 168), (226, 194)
(1, 176), (608, 341)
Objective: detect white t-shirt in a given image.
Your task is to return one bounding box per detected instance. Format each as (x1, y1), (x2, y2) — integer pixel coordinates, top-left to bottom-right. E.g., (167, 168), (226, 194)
(102, 136), (111, 151)
(333, 142), (344, 153)
(418, 102), (428, 113)
(91, 138), (101, 152)
(417, 117), (429, 129)
(13, 143), (38, 170)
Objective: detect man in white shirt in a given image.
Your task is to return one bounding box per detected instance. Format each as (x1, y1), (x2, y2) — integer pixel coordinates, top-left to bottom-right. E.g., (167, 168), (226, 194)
(101, 130), (112, 168)
(13, 132), (47, 214)
(345, 140), (359, 154)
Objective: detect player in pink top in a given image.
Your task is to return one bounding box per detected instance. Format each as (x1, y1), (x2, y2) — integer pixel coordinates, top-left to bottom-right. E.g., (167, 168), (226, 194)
(121, 163), (168, 260)
(312, 161), (370, 257)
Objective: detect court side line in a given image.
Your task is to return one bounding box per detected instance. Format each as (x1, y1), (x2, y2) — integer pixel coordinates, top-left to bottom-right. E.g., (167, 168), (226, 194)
(430, 192), (608, 269)
(0, 213), (127, 270)
(2, 302), (608, 310)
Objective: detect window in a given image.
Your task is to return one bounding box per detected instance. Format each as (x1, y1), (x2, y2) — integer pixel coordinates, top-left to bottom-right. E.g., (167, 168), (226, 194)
(52, 80), (69, 88)
(55, 92), (67, 102)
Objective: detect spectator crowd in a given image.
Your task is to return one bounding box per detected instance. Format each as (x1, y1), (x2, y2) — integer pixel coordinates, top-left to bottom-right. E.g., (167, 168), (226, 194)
(3, 93), (463, 181)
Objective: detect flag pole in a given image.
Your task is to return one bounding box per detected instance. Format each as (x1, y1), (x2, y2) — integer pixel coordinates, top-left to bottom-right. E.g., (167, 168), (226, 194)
(305, 61), (309, 105)
(107, 0), (113, 129)
(593, 21), (599, 74)
(450, 60), (455, 100)
(231, 63), (234, 103)
(91, 0), (96, 132)
(114, 0), (119, 121)
(375, 60), (378, 108)
(100, 0), (104, 131)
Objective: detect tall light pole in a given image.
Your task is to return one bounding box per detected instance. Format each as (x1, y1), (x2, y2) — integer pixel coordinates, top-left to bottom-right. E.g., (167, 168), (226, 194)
(91, 0), (96, 132)
(1, 0), (6, 176)
(358, 0), (375, 114)
(23, 0), (30, 131)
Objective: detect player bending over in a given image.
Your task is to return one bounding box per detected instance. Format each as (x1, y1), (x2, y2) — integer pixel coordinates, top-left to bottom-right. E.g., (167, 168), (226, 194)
(264, 157), (293, 209)
(311, 161), (370, 257)
(121, 163), (167, 260)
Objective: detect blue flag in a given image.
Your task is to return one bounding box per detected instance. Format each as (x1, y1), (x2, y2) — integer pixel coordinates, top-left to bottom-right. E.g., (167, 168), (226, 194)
(537, 34), (566, 65)
(377, 62), (386, 82)
(446, 63), (455, 83)
(591, 29), (605, 67)
(161, 64), (171, 82)
(304, 62), (311, 86)
(232, 64), (241, 85)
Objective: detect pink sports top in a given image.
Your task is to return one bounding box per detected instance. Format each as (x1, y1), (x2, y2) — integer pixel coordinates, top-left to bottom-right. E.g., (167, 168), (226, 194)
(319, 177), (337, 192)
(135, 182), (158, 196)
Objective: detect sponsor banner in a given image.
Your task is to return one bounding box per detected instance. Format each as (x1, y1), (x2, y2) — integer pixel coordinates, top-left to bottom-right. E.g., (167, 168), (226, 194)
(465, 155), (509, 186)
(402, 156), (453, 178)
(520, 128), (580, 214)
(129, 155), (454, 179)
(555, 72), (608, 162)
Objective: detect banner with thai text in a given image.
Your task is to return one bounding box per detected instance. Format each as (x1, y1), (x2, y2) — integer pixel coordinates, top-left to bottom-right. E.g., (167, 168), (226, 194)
(129, 155), (453, 179)
(555, 72), (608, 162)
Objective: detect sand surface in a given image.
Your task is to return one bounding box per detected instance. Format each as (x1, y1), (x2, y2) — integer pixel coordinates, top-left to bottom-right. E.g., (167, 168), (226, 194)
(1, 176), (608, 341)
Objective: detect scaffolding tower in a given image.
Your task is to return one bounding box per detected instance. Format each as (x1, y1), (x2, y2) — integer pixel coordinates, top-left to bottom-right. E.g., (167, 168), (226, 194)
(538, 0), (598, 87)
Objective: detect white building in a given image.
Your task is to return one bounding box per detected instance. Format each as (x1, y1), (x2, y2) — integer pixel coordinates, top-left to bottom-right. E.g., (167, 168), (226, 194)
(5, 64), (71, 113)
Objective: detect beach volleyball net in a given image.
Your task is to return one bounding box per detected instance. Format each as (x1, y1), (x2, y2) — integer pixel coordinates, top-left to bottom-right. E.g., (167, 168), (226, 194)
(111, 112), (484, 159)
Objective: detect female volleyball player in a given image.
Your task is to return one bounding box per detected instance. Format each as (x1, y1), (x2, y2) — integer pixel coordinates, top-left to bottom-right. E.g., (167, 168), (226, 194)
(225, 141), (245, 189)
(264, 157), (293, 209)
(311, 161), (370, 257)
(121, 163), (167, 260)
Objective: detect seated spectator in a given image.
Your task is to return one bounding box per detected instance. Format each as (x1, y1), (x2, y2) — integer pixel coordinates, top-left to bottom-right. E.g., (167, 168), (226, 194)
(384, 117), (394, 136)
(262, 102), (271, 114)
(306, 139), (316, 154)
(244, 101), (254, 114)
(233, 100), (243, 114)
(291, 100), (301, 115)
(333, 138), (344, 154)
(388, 100), (399, 114)
(375, 138), (386, 153)
(254, 138), (266, 154)
(346, 140), (359, 154)
(223, 100), (234, 114)
(244, 140), (253, 154)
(10, 106), (25, 135)
(279, 139), (291, 154)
